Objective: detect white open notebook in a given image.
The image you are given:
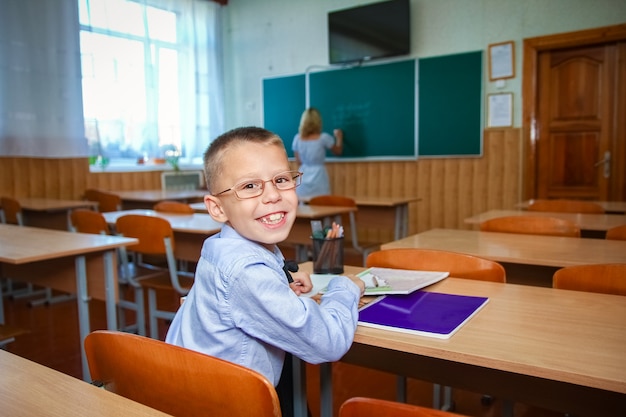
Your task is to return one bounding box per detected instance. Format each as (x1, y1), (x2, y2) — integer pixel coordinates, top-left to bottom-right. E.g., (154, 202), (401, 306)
(301, 267), (449, 297)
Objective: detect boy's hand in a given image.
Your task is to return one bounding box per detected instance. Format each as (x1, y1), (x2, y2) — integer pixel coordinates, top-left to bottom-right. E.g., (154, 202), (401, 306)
(289, 271), (313, 295)
(344, 273), (365, 297)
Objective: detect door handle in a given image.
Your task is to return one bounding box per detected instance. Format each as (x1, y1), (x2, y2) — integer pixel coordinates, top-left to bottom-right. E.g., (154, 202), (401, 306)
(594, 151), (611, 179)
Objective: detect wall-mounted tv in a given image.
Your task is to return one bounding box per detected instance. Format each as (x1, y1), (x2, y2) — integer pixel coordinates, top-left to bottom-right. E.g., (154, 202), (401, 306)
(328, 0), (411, 65)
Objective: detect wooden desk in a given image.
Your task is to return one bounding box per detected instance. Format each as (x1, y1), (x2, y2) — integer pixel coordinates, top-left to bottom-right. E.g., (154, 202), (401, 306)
(300, 196), (420, 241)
(2, 198), (98, 230)
(0, 350), (169, 416)
(342, 278), (626, 417)
(465, 209), (626, 237)
(295, 263), (626, 417)
(102, 209), (223, 262)
(190, 202), (357, 261)
(516, 199), (626, 214)
(344, 196), (420, 240)
(113, 189), (207, 209)
(0, 224), (137, 381)
(381, 228), (626, 267)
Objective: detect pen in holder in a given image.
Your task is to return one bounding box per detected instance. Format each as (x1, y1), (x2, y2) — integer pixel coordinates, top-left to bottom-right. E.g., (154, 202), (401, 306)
(311, 221), (344, 274)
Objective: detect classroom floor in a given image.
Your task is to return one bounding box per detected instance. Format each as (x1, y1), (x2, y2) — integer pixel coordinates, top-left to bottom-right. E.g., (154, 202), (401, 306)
(3, 284), (565, 417)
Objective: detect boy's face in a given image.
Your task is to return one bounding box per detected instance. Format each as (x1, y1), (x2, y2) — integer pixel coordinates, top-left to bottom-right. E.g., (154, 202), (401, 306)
(204, 142), (298, 251)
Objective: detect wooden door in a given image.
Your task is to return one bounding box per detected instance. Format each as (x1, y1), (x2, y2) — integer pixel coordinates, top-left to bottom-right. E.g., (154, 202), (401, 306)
(524, 24), (626, 202)
(536, 44), (615, 200)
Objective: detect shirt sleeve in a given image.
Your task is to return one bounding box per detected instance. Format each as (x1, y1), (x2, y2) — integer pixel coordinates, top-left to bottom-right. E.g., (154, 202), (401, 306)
(228, 263), (361, 364)
(320, 132), (335, 149)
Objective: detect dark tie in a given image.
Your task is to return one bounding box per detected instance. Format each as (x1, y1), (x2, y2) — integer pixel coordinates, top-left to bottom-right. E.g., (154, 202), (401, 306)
(282, 260), (299, 283)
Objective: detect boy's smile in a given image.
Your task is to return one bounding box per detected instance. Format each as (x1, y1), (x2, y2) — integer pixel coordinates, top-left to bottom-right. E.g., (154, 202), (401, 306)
(204, 141), (298, 251)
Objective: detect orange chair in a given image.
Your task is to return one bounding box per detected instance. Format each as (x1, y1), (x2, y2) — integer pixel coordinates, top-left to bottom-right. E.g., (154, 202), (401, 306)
(365, 248), (505, 410)
(84, 189), (122, 212)
(0, 196), (24, 225)
(366, 248), (505, 283)
(70, 209), (144, 335)
(606, 224), (626, 241)
(308, 195), (381, 266)
(339, 397), (469, 417)
(153, 200), (195, 214)
(553, 264), (626, 296)
(85, 330), (281, 417)
(115, 214), (193, 339)
(480, 215), (581, 237)
(526, 199), (604, 214)
(70, 209), (110, 234)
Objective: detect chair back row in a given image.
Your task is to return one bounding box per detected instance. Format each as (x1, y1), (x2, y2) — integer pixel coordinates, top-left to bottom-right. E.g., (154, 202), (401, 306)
(366, 248), (506, 283)
(84, 189), (122, 212)
(480, 215), (580, 237)
(553, 264), (626, 296)
(0, 196), (23, 225)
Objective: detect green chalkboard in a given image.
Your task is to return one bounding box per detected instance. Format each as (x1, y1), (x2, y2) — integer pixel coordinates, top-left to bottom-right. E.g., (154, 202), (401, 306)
(263, 74), (305, 157)
(418, 51), (483, 156)
(310, 60), (416, 158)
(262, 52), (482, 159)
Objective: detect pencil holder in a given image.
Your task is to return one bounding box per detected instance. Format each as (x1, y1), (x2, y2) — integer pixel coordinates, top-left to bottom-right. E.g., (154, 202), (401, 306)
(311, 236), (344, 274)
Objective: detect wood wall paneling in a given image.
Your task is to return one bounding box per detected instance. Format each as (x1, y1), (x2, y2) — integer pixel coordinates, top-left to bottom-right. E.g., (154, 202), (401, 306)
(1, 129), (522, 234)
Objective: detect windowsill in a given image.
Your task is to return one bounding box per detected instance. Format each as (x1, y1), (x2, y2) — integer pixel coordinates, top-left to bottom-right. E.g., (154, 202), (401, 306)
(89, 162), (204, 173)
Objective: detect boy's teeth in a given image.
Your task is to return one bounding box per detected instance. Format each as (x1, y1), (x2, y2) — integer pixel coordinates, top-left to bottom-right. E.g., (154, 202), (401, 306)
(262, 213), (283, 223)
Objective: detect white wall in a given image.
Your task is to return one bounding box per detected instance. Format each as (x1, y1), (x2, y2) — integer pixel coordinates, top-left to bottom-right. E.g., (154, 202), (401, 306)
(221, 0), (626, 131)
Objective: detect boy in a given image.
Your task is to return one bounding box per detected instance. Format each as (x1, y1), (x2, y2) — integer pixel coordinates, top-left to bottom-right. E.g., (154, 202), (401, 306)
(165, 127), (365, 409)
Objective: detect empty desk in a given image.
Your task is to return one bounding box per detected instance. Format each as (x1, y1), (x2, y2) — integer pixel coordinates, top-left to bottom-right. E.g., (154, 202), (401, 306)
(0, 224), (137, 380)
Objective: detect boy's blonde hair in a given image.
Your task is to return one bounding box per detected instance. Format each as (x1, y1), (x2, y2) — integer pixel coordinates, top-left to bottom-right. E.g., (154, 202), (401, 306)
(203, 127), (285, 194)
(298, 108), (323, 137)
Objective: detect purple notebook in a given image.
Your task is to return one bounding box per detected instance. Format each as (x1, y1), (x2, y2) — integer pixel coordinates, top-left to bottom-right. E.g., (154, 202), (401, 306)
(358, 291), (489, 339)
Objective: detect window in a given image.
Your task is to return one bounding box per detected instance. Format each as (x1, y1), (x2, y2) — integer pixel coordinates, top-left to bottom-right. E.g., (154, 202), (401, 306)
(78, 0), (223, 167)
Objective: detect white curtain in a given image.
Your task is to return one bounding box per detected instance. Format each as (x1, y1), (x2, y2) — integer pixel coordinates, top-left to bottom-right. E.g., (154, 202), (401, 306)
(0, 0), (87, 157)
(0, 0), (224, 160)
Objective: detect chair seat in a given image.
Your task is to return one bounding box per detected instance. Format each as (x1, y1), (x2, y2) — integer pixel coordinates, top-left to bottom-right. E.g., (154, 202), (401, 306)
(139, 273), (194, 292)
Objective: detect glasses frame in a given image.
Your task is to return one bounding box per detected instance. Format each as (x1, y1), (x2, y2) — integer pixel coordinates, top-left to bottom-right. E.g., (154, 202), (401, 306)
(213, 170), (303, 200)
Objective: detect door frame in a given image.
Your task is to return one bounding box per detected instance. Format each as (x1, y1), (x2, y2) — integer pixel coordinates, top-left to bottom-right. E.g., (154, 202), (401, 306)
(522, 23), (626, 200)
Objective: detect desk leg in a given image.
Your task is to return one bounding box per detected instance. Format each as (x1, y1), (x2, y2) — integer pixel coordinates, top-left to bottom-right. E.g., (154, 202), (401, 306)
(103, 251), (117, 330)
(292, 356), (307, 417)
(320, 362), (333, 417)
(74, 256), (91, 382)
(395, 204), (408, 240)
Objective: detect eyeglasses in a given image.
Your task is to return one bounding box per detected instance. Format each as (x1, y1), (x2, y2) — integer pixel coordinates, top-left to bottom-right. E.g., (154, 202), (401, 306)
(213, 170), (302, 200)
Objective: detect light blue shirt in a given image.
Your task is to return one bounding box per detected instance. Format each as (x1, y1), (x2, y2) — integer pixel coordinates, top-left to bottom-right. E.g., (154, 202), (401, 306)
(165, 224), (361, 386)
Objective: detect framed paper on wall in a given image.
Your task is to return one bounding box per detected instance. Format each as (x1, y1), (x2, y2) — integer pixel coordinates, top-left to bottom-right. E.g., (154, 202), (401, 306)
(488, 41), (515, 81)
(487, 93), (513, 128)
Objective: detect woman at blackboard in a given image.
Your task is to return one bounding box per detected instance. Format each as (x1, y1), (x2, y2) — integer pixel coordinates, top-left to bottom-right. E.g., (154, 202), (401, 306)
(292, 107), (343, 199)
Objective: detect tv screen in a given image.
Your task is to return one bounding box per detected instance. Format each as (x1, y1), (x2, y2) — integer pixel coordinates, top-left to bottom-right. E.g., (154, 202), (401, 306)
(328, 0), (411, 65)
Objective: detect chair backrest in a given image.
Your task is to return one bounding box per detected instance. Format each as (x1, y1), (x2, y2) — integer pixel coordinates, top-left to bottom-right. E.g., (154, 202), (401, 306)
(606, 224), (626, 241)
(85, 330), (281, 417)
(116, 214), (191, 294)
(308, 195), (362, 247)
(552, 264), (626, 296)
(70, 209), (109, 234)
(366, 248), (505, 283)
(339, 397), (469, 417)
(153, 200), (195, 214)
(526, 199), (605, 214)
(84, 189), (122, 212)
(0, 197), (24, 226)
(115, 214), (174, 255)
(479, 215), (581, 237)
